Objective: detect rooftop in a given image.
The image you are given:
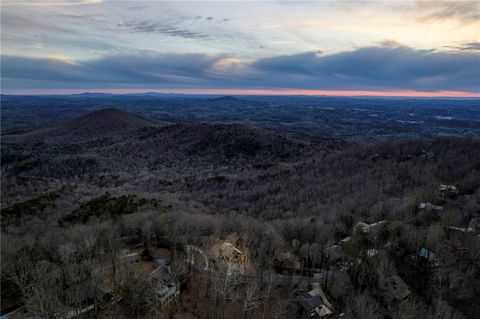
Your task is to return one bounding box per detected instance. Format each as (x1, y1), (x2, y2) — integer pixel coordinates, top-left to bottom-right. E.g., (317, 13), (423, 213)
(383, 275), (411, 301)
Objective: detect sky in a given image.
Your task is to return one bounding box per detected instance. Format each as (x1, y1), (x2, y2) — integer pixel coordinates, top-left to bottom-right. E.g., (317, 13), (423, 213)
(1, 0), (479, 97)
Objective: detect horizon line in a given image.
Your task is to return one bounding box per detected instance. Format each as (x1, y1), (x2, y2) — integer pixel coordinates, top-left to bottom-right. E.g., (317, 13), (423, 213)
(2, 88), (480, 98)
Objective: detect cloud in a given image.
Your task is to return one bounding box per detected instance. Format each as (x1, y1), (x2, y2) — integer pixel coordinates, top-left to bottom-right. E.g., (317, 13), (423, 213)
(253, 42), (480, 91)
(1, 56), (90, 82)
(86, 53), (222, 82)
(414, 1), (480, 23)
(115, 14), (230, 40)
(117, 19), (210, 39)
(446, 42), (480, 52)
(2, 43), (479, 92)
(1, 53), (230, 88)
(56, 13), (105, 22)
(2, 0), (103, 7)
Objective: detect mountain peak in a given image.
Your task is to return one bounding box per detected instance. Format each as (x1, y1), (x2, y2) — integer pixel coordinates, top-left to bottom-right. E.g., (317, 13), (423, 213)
(62, 108), (153, 134)
(212, 96), (241, 101)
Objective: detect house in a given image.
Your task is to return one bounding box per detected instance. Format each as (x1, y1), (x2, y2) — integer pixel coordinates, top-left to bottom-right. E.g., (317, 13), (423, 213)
(467, 217), (480, 233)
(418, 247), (435, 262)
(148, 266), (180, 306)
(154, 257), (170, 269)
(338, 236), (352, 245)
(352, 221), (388, 245)
(297, 284), (334, 318)
(449, 217), (480, 237)
(353, 222), (370, 235)
(121, 252), (141, 263)
(417, 202), (443, 215)
(0, 282), (24, 319)
(366, 249), (379, 258)
(299, 295), (324, 318)
(381, 275), (411, 305)
(417, 203), (444, 222)
(338, 236), (357, 257)
(0, 305), (25, 319)
(439, 184), (459, 197)
(323, 245), (346, 264)
(94, 286), (117, 308)
(369, 221), (388, 233)
(400, 154), (414, 161)
(353, 221), (387, 235)
(55, 304), (94, 319)
(186, 245), (209, 271)
(419, 150), (435, 159)
(54, 283), (117, 319)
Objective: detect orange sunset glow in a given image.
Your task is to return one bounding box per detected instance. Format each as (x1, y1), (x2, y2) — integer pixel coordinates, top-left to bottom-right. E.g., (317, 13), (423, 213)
(5, 88), (479, 98)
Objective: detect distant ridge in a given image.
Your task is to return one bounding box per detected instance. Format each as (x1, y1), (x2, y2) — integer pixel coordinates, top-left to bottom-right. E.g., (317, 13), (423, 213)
(69, 92), (117, 97)
(211, 96), (241, 101)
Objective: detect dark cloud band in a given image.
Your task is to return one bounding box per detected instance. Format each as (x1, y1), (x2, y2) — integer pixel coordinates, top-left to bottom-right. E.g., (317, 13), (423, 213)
(2, 42), (479, 92)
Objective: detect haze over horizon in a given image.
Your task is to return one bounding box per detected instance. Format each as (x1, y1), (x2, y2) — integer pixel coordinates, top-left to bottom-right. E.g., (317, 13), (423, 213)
(1, 0), (480, 97)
